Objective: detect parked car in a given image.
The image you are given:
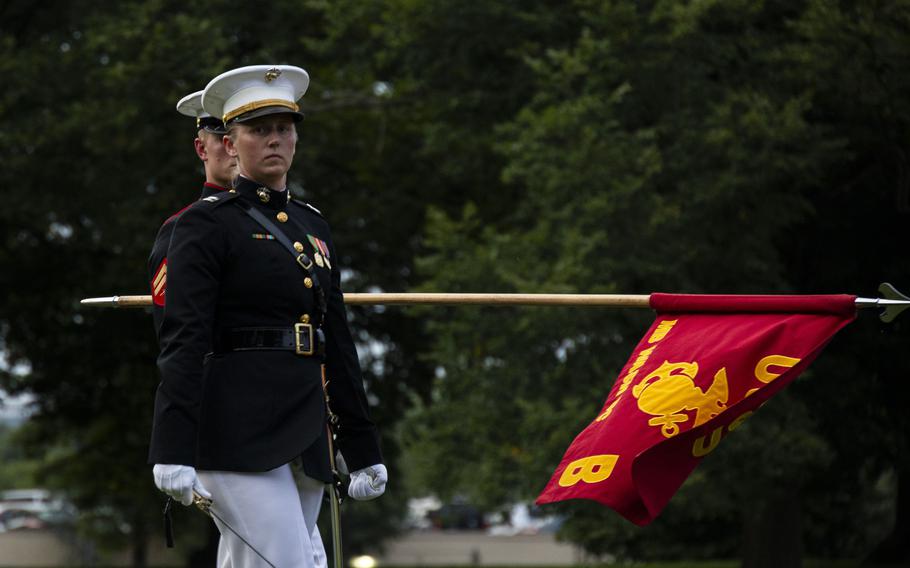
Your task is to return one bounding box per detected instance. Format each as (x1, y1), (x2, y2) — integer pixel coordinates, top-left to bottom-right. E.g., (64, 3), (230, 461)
(427, 501), (487, 530)
(0, 489), (54, 514)
(0, 509), (45, 532)
(486, 502), (563, 535)
(405, 496), (442, 530)
(0, 488), (75, 526)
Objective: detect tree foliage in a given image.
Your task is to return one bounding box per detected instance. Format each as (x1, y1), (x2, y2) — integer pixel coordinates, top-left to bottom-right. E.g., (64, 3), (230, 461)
(403, 0), (910, 564)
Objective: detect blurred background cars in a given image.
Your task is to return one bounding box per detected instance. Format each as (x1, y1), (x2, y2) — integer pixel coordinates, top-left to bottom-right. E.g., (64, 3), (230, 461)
(0, 489), (75, 532)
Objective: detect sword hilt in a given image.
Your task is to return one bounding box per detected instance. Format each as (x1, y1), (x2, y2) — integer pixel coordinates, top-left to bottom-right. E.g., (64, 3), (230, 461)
(192, 491), (213, 515)
(189, 491), (276, 567)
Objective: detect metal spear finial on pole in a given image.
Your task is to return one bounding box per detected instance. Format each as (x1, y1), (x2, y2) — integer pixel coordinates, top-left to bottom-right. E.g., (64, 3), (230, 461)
(857, 282), (910, 323)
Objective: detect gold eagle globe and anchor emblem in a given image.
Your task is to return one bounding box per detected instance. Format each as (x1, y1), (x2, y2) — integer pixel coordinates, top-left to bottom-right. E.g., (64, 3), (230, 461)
(632, 360), (729, 438)
(265, 67), (282, 82)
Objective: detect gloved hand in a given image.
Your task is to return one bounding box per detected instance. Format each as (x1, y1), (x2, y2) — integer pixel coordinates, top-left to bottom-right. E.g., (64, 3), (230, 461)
(153, 464), (211, 506)
(347, 463), (387, 501)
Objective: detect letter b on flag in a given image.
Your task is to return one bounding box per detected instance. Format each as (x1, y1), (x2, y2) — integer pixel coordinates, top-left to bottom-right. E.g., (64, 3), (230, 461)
(558, 455), (619, 487)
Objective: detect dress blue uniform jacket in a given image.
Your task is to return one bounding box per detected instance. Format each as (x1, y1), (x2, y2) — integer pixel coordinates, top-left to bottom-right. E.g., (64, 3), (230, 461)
(148, 176), (382, 480)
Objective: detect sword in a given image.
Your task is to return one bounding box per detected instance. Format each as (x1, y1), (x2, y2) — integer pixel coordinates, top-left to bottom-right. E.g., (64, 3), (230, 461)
(321, 365), (345, 568)
(190, 492), (279, 568)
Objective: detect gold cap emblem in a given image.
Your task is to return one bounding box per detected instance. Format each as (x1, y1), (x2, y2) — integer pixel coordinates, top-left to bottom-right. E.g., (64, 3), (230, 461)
(257, 188), (270, 203)
(265, 67), (282, 82)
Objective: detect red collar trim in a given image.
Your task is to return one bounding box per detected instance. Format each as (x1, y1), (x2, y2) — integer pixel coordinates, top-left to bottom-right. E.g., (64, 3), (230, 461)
(164, 203), (193, 225)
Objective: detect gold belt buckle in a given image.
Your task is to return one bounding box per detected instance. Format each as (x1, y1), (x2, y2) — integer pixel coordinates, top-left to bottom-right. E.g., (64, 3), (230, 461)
(294, 323), (314, 356)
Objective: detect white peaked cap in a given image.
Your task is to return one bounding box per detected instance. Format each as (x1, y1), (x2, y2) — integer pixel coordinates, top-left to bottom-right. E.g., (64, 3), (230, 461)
(202, 65), (309, 124)
(176, 90), (211, 118)
(176, 90), (226, 133)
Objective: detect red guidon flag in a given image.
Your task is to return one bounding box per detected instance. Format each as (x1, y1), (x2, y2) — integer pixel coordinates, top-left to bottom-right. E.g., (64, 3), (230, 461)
(536, 293), (856, 525)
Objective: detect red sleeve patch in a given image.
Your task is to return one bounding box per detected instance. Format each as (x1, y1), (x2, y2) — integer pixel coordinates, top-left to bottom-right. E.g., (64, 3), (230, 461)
(151, 258), (167, 306)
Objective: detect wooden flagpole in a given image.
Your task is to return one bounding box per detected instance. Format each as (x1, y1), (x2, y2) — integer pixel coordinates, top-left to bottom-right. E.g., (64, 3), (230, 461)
(80, 293), (653, 308)
(79, 284), (910, 321)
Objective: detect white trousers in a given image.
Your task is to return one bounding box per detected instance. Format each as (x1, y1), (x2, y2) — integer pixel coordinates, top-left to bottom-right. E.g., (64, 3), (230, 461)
(198, 464), (326, 568)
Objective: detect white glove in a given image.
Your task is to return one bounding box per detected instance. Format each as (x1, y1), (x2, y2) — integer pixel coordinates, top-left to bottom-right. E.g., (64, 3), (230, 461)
(347, 463), (387, 501)
(153, 464), (211, 506)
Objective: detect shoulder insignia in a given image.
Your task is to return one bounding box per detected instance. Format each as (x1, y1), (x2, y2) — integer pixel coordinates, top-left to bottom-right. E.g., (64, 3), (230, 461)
(151, 258), (167, 306)
(290, 197), (324, 218)
(199, 191), (240, 207)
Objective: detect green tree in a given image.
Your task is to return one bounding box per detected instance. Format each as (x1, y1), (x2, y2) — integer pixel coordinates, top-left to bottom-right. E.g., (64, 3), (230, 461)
(0, 422), (39, 490)
(0, 0), (429, 563)
(404, 0), (910, 565)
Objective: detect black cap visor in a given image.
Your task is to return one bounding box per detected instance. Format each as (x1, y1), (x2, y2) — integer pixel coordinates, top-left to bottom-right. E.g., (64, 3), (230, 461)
(197, 116), (227, 135)
(230, 105), (304, 124)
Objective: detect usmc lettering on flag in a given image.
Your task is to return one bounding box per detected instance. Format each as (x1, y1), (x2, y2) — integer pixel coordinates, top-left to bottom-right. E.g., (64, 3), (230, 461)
(536, 294), (856, 526)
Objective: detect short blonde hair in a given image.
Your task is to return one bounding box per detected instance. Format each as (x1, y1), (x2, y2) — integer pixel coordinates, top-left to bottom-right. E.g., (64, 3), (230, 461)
(197, 129), (224, 143)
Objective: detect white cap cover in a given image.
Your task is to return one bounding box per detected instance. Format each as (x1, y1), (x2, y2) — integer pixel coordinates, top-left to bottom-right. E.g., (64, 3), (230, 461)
(202, 65), (309, 124)
(176, 90), (211, 118)
(176, 90), (227, 133)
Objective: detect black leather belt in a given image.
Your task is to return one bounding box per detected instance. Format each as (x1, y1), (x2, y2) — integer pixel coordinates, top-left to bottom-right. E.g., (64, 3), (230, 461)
(215, 325), (325, 356)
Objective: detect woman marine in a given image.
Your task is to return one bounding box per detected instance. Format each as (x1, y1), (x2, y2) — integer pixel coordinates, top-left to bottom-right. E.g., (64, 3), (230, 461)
(149, 65), (387, 567)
